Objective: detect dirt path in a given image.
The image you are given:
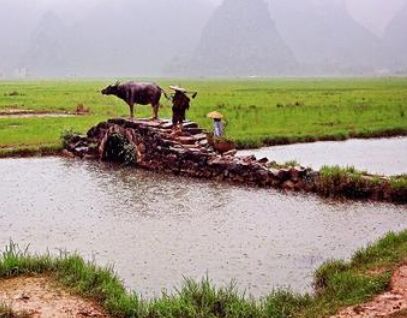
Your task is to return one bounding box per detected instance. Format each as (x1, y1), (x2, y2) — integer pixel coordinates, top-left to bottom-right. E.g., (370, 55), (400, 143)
(331, 264), (407, 318)
(0, 276), (109, 317)
(0, 108), (83, 118)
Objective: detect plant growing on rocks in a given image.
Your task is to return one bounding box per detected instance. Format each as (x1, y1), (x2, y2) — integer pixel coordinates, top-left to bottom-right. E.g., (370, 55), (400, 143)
(60, 129), (81, 148)
(103, 133), (136, 166)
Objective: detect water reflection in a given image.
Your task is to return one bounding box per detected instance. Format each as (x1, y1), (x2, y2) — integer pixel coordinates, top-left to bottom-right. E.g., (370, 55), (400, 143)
(0, 157), (406, 298)
(239, 137), (407, 176)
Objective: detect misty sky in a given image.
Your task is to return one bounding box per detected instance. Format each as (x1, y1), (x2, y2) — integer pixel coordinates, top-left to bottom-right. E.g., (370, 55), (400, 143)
(1, 0), (406, 77)
(346, 0), (406, 35)
(215, 0), (406, 35)
(32, 0), (406, 36)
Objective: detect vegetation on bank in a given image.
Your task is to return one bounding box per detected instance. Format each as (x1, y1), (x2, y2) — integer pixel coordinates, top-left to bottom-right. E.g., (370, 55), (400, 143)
(316, 166), (407, 203)
(0, 78), (406, 156)
(1, 230), (407, 317)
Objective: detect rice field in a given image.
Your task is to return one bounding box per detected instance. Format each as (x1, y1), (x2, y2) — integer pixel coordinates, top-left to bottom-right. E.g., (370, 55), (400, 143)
(0, 78), (406, 155)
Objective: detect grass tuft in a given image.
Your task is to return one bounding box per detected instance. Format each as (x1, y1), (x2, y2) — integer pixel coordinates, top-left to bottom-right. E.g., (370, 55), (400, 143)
(1, 230), (407, 317)
(316, 166), (407, 203)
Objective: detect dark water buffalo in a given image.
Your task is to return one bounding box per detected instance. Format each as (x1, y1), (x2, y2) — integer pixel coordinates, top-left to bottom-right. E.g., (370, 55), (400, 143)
(101, 81), (167, 119)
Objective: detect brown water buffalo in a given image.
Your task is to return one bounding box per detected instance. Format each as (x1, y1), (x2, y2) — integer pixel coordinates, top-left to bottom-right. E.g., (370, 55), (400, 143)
(101, 81), (167, 119)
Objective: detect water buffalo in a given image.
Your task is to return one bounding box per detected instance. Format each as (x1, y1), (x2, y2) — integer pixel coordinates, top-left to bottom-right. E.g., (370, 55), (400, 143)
(101, 81), (167, 120)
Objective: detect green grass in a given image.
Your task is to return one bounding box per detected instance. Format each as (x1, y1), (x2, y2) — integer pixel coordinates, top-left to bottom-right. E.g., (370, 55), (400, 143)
(316, 166), (407, 203)
(0, 78), (406, 155)
(390, 174), (407, 190)
(1, 230), (407, 318)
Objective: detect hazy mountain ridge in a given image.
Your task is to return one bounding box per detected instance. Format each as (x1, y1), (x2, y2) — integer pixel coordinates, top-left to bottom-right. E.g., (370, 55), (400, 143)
(5, 0), (214, 77)
(0, 0), (406, 78)
(0, 0), (43, 77)
(383, 2), (407, 72)
(172, 0), (297, 76)
(268, 0), (384, 74)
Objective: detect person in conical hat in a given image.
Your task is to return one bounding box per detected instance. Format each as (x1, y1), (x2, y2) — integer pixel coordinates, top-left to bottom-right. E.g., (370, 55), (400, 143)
(207, 111), (226, 138)
(169, 85), (197, 131)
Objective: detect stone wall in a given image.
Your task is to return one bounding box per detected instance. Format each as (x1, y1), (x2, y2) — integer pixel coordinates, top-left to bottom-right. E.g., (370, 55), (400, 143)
(63, 118), (406, 204)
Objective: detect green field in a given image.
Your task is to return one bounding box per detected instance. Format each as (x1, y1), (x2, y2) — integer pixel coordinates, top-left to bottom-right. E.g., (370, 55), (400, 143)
(0, 78), (406, 155)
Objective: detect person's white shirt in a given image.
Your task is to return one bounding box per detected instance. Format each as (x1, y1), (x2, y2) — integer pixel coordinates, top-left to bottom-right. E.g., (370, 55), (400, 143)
(214, 121), (224, 137)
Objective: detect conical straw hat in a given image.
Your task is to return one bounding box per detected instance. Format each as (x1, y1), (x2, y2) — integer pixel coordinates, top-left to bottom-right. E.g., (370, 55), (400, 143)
(169, 85), (187, 93)
(207, 111), (223, 119)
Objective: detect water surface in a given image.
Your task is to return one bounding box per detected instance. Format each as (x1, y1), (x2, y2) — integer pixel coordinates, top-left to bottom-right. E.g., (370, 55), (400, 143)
(0, 158), (406, 298)
(239, 137), (407, 176)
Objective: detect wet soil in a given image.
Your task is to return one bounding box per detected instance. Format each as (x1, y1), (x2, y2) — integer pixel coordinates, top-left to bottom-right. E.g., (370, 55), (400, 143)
(331, 264), (407, 318)
(0, 276), (109, 317)
(0, 108), (75, 118)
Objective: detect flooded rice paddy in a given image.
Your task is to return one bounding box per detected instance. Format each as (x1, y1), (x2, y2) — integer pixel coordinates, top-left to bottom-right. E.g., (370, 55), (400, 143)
(1, 157), (406, 298)
(239, 137), (407, 176)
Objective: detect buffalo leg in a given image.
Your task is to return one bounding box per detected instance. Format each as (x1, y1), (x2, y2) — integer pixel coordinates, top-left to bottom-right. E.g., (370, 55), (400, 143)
(129, 104), (135, 120)
(152, 104), (159, 120)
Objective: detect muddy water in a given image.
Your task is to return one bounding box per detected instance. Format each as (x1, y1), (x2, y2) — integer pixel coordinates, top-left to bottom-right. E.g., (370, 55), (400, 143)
(239, 137), (407, 176)
(0, 158), (406, 298)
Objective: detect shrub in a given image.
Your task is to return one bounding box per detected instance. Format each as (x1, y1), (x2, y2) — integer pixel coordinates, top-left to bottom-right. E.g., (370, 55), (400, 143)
(103, 133), (136, 166)
(60, 129), (81, 148)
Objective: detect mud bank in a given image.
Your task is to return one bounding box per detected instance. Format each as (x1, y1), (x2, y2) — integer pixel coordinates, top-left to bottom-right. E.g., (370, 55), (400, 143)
(0, 276), (109, 317)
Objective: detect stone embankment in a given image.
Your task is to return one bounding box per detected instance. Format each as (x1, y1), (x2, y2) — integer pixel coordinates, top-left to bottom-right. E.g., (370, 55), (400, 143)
(64, 118), (406, 204)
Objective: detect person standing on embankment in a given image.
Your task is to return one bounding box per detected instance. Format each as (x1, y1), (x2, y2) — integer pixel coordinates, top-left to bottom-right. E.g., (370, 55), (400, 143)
(207, 111), (226, 137)
(169, 85), (197, 131)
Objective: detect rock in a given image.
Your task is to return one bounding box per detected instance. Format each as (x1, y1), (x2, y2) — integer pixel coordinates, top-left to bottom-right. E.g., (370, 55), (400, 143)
(240, 155), (256, 162)
(160, 122), (173, 129)
(75, 146), (89, 154)
(139, 121), (161, 128)
(290, 167), (306, 181)
(184, 127), (205, 134)
(192, 133), (208, 141)
(107, 118), (127, 125)
(258, 157), (269, 164)
(199, 139), (209, 147)
(178, 136), (197, 145)
(63, 118), (325, 197)
(169, 147), (187, 155)
(294, 180), (305, 191)
(160, 139), (180, 148)
(223, 149), (237, 157)
(61, 149), (75, 158)
(283, 180), (296, 191)
(138, 143), (146, 153)
(67, 135), (83, 144)
(268, 168), (280, 178)
(277, 168), (291, 181)
(182, 122), (199, 129)
(166, 154), (178, 163)
(255, 170), (271, 184)
(124, 121), (141, 129)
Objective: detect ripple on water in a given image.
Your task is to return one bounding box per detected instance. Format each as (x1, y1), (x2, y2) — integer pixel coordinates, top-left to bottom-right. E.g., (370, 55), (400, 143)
(0, 157), (406, 298)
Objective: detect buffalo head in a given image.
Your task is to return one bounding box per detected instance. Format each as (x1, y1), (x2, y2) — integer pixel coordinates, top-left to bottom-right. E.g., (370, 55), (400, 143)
(101, 81), (120, 95)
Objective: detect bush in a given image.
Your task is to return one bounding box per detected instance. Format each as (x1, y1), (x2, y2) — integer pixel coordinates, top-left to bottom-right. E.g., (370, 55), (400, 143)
(60, 129), (81, 148)
(103, 133), (136, 166)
